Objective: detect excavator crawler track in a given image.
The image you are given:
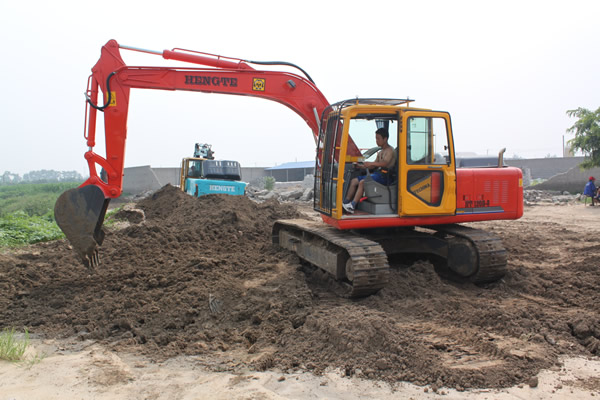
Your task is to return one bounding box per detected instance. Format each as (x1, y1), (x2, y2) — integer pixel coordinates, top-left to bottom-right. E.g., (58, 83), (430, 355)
(432, 224), (507, 283)
(273, 219), (389, 297)
(273, 220), (507, 297)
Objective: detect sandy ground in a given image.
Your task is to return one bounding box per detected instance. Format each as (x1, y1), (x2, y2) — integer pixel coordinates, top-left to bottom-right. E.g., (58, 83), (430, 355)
(1, 197), (600, 399)
(1, 338), (599, 399)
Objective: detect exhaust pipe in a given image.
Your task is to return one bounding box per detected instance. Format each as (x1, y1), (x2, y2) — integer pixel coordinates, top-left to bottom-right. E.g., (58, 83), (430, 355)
(498, 148), (506, 168)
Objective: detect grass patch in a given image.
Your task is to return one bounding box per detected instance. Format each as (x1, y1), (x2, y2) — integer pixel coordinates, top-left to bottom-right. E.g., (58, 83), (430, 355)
(0, 182), (81, 217)
(0, 327), (30, 362)
(103, 205), (124, 228)
(0, 182), (80, 248)
(0, 328), (45, 367)
(0, 183), (132, 250)
(0, 211), (64, 247)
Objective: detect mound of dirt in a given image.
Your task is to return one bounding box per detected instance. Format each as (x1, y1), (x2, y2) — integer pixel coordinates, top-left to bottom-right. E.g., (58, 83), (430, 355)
(1, 187), (599, 391)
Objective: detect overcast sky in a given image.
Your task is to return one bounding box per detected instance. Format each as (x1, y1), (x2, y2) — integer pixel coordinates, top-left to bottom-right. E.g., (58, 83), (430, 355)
(1, 0), (599, 176)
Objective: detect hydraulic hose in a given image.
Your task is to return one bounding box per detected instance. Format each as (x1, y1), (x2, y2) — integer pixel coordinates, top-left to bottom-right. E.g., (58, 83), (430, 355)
(246, 60), (315, 84)
(85, 72), (117, 111)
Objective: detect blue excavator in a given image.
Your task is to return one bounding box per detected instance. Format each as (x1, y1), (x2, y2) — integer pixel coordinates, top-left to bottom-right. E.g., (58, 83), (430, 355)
(179, 143), (247, 197)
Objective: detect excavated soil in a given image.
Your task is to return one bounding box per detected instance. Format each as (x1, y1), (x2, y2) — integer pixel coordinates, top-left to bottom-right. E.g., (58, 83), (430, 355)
(1, 185), (599, 391)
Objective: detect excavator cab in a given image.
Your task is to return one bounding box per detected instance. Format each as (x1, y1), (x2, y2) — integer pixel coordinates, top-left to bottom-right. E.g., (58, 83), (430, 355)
(314, 99), (457, 223)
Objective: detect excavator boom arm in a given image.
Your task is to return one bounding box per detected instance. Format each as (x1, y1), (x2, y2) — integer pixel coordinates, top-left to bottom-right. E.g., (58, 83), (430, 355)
(85, 40), (330, 198)
(87, 65), (329, 198)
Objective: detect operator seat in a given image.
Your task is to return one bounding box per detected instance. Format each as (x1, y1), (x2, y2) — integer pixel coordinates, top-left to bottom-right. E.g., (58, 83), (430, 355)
(361, 176), (397, 204)
(357, 147), (398, 215)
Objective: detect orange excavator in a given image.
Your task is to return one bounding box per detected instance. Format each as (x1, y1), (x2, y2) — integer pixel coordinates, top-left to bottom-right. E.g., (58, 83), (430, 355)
(55, 40), (523, 296)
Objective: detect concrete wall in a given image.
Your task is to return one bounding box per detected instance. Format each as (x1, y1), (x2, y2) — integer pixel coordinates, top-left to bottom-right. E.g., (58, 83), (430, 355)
(241, 167), (268, 183)
(505, 157), (584, 180)
(530, 165), (600, 193)
(501, 156), (596, 193)
(153, 168), (180, 187)
(266, 168), (315, 183)
(122, 166), (163, 195)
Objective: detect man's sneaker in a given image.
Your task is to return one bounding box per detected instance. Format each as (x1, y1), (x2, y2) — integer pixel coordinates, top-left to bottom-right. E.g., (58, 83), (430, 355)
(342, 202), (355, 214)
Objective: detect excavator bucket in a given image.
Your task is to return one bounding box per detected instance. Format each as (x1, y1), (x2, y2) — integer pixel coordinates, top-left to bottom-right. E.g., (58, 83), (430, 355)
(54, 185), (110, 270)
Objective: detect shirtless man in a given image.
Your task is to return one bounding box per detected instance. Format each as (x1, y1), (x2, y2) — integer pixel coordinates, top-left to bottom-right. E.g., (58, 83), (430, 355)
(343, 128), (396, 214)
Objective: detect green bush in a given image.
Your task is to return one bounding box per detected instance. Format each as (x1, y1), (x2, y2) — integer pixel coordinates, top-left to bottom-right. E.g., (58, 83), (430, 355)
(264, 176), (276, 191)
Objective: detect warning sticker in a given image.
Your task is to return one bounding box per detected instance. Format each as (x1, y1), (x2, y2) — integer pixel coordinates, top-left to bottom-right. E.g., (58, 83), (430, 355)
(105, 91), (117, 107)
(252, 78), (266, 91)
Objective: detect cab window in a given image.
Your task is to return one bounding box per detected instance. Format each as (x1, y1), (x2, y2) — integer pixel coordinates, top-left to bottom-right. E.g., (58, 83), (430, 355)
(348, 118), (397, 161)
(407, 117), (450, 165)
(188, 160), (203, 177)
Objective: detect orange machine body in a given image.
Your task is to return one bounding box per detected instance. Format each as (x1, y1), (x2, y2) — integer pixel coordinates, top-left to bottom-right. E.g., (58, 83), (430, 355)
(79, 40), (522, 232)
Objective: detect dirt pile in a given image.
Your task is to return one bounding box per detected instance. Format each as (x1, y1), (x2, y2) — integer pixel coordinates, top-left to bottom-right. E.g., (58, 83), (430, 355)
(1, 187), (599, 391)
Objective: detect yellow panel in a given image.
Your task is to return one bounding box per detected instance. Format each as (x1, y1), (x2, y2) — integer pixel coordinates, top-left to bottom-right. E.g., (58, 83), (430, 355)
(409, 175), (432, 203)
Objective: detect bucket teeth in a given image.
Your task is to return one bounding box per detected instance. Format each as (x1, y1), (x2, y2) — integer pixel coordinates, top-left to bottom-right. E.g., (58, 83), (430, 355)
(85, 249), (100, 270)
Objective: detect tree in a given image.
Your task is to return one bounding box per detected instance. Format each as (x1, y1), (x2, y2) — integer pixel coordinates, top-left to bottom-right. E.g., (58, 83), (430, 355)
(566, 107), (600, 169)
(0, 171), (21, 184)
(21, 169), (84, 183)
(0, 170), (84, 185)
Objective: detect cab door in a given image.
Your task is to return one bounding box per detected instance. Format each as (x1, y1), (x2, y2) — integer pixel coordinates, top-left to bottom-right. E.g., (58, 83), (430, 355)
(399, 111), (456, 216)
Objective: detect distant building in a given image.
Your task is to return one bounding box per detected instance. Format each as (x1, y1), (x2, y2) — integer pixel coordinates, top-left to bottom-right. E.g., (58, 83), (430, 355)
(265, 161), (314, 182)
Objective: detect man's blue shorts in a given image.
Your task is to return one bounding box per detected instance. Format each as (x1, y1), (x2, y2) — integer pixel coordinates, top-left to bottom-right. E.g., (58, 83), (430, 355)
(357, 171), (389, 185)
